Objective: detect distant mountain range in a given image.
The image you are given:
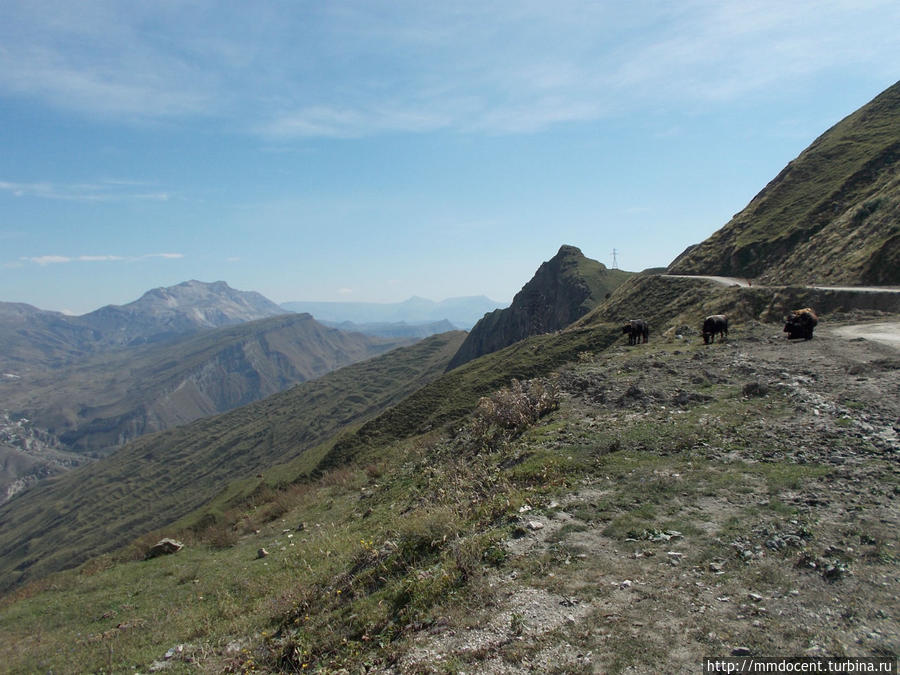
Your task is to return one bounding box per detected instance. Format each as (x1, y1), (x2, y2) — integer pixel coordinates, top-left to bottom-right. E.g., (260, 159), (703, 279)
(319, 319), (457, 339)
(669, 79), (900, 285)
(281, 295), (506, 329)
(1, 313), (411, 456)
(0, 281), (416, 499)
(0, 280), (289, 371)
(74, 279), (288, 346)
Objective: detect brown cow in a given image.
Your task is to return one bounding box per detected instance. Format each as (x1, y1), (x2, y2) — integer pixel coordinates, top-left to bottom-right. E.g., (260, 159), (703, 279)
(784, 308), (818, 340)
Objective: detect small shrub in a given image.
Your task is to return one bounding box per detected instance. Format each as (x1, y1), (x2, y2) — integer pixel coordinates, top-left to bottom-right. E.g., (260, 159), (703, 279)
(202, 523), (239, 549)
(470, 378), (560, 448)
(397, 507), (459, 563)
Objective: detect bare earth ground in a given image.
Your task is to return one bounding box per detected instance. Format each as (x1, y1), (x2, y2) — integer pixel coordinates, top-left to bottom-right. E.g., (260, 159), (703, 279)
(391, 320), (900, 674)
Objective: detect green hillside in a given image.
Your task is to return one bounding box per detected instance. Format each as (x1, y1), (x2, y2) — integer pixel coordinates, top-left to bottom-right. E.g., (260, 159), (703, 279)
(668, 80), (900, 284)
(0, 331), (464, 591)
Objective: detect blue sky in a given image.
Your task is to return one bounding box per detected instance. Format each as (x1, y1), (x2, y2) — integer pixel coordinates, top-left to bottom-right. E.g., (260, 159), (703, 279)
(1, 1), (898, 315)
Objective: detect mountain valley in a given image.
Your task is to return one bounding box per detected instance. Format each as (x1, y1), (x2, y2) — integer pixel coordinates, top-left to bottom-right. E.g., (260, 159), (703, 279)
(0, 81), (898, 674)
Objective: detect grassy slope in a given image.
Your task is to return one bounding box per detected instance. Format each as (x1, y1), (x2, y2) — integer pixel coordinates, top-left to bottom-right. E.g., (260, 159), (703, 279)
(2, 323), (895, 673)
(0, 331), (465, 592)
(320, 321), (624, 471)
(668, 80), (900, 284)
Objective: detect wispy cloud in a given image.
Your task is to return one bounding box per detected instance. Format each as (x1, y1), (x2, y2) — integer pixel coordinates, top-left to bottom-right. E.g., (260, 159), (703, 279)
(0, 1), (897, 136)
(0, 179), (170, 202)
(21, 253), (183, 266)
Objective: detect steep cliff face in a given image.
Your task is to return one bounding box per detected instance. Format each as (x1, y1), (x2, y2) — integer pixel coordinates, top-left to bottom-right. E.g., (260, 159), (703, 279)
(668, 80), (900, 285)
(447, 245), (633, 370)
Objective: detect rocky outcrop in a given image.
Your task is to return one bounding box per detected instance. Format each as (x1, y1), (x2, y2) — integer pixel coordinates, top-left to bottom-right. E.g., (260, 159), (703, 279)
(447, 245), (633, 370)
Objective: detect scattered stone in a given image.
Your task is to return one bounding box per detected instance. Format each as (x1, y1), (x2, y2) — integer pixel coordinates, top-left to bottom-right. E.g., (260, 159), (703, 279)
(164, 644), (185, 660)
(620, 580), (633, 589)
(731, 647), (752, 656)
(748, 592), (764, 602)
(823, 561), (849, 582)
(526, 520), (544, 531)
(144, 538), (184, 560)
(257, 548), (269, 559)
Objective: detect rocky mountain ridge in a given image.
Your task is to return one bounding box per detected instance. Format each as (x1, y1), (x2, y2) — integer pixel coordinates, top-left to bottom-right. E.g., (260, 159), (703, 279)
(0, 280), (289, 371)
(73, 279), (289, 347)
(446, 245), (633, 370)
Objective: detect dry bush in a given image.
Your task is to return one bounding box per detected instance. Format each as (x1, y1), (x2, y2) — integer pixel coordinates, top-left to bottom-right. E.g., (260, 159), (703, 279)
(201, 523), (239, 549)
(473, 378), (560, 435)
(320, 465), (357, 488)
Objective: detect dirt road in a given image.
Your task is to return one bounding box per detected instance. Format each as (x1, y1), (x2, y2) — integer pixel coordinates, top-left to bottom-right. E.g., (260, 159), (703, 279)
(666, 274), (900, 294)
(831, 321), (900, 348)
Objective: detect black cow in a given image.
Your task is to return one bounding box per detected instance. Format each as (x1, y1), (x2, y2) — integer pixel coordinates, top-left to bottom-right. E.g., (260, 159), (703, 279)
(622, 319), (649, 345)
(784, 308), (818, 340)
(702, 314), (728, 344)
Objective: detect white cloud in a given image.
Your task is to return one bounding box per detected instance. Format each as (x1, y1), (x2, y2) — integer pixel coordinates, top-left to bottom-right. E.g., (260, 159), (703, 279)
(337, 288), (354, 295)
(0, 179), (170, 202)
(0, 0), (897, 136)
(21, 253), (183, 265)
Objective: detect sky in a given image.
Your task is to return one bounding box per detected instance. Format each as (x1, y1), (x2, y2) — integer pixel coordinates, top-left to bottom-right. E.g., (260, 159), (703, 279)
(0, 1), (898, 315)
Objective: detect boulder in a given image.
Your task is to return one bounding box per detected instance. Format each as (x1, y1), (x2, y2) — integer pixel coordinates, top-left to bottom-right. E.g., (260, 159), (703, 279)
(144, 538), (184, 560)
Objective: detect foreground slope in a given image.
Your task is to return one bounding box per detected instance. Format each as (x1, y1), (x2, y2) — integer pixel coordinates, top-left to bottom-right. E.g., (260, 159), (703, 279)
(1, 318), (896, 673)
(669, 80), (900, 284)
(2, 313), (410, 456)
(447, 245), (633, 370)
(0, 331), (465, 591)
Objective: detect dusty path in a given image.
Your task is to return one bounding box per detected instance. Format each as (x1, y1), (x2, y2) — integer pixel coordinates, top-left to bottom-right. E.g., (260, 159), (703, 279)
(830, 322), (900, 348)
(666, 274), (900, 294)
